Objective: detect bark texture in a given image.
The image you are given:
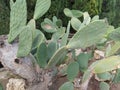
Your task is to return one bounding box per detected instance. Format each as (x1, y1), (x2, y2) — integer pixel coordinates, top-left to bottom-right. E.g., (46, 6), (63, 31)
(0, 36), (53, 90)
(0, 37), (38, 83)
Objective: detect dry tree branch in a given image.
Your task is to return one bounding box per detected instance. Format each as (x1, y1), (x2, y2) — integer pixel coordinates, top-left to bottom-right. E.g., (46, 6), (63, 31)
(0, 36), (38, 83)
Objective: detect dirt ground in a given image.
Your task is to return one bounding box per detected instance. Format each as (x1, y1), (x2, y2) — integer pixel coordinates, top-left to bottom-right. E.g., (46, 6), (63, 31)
(49, 75), (120, 90)
(89, 78), (120, 90)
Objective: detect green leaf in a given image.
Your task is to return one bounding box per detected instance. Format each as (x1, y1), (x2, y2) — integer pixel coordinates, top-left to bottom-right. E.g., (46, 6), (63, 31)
(17, 26), (32, 57)
(52, 27), (65, 41)
(105, 25), (114, 38)
(34, 0), (51, 20)
(67, 20), (108, 49)
(32, 29), (45, 50)
(27, 19), (36, 30)
(99, 82), (110, 90)
(56, 19), (62, 27)
(52, 16), (63, 27)
(47, 41), (57, 59)
(106, 41), (120, 56)
(8, 0), (27, 43)
(64, 8), (73, 18)
(105, 44), (111, 57)
(82, 61), (98, 82)
(71, 17), (81, 31)
(77, 12), (91, 30)
(93, 56), (120, 73)
(109, 27), (120, 41)
(82, 12), (91, 25)
(0, 84), (3, 90)
(82, 56), (120, 82)
(41, 18), (57, 33)
(113, 69), (120, 83)
(52, 16), (58, 24)
(61, 21), (70, 46)
(92, 15), (99, 21)
(64, 8), (83, 18)
(71, 10), (83, 18)
(10, 0), (14, 7)
(82, 69), (91, 83)
(46, 46), (67, 68)
(97, 72), (112, 81)
(67, 62), (79, 81)
(36, 43), (48, 68)
(77, 52), (92, 72)
(59, 82), (74, 90)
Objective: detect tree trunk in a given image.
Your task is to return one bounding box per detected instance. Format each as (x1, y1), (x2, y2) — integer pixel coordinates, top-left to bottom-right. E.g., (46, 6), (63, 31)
(0, 35), (52, 90)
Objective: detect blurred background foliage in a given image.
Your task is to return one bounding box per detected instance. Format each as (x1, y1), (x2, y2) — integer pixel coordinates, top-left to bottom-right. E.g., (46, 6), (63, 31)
(0, 0), (120, 35)
(100, 0), (120, 27)
(0, 0), (9, 35)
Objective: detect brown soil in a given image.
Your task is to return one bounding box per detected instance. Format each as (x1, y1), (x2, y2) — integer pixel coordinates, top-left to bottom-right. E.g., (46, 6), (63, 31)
(49, 76), (68, 90)
(88, 77), (100, 90)
(49, 75), (120, 90)
(110, 83), (120, 90)
(88, 78), (120, 90)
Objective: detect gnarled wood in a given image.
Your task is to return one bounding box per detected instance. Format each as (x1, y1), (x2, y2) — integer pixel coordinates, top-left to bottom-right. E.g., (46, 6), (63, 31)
(0, 36), (38, 83)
